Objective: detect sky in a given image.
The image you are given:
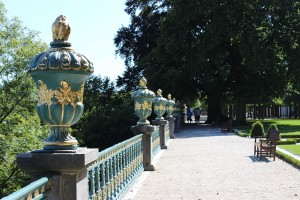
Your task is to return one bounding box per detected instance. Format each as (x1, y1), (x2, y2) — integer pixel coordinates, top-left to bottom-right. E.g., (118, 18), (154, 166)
(2, 0), (130, 81)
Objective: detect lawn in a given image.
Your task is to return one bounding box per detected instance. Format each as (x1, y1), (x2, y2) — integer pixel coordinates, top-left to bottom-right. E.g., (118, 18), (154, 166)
(279, 145), (300, 156)
(234, 119), (300, 137)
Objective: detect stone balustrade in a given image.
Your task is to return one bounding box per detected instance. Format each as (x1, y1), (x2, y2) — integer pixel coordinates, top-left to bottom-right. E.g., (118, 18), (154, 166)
(2, 15), (185, 200)
(3, 76), (184, 200)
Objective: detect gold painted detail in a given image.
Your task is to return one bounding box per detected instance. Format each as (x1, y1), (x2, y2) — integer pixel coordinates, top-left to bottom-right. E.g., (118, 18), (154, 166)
(38, 80), (84, 106)
(139, 77), (147, 87)
(25, 182), (50, 200)
(154, 104), (164, 111)
(52, 15), (71, 41)
(134, 101), (152, 110)
(156, 89), (162, 96)
(165, 106), (173, 111)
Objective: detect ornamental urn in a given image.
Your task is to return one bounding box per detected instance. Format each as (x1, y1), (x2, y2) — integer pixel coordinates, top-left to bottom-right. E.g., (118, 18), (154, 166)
(26, 15), (94, 150)
(165, 94), (175, 117)
(131, 77), (155, 125)
(153, 89), (167, 120)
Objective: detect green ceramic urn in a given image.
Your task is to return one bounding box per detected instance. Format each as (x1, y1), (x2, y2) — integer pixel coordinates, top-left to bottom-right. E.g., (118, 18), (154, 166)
(131, 77), (155, 125)
(26, 15), (94, 150)
(153, 89), (167, 120)
(165, 94), (175, 117)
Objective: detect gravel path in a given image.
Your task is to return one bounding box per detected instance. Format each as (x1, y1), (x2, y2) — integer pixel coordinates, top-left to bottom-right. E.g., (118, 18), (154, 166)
(122, 126), (300, 200)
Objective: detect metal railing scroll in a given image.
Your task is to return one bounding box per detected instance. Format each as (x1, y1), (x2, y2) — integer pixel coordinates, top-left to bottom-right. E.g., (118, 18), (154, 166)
(87, 134), (143, 200)
(1, 177), (51, 200)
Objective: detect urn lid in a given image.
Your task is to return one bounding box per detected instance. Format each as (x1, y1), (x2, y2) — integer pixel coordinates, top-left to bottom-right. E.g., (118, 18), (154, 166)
(166, 94), (175, 105)
(153, 89), (167, 104)
(131, 77), (155, 99)
(26, 15), (94, 73)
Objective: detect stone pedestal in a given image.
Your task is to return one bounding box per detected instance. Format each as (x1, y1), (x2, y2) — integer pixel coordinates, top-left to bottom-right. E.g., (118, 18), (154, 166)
(131, 125), (155, 171)
(166, 116), (175, 139)
(152, 119), (168, 149)
(174, 114), (181, 132)
(181, 113), (186, 126)
(17, 148), (98, 200)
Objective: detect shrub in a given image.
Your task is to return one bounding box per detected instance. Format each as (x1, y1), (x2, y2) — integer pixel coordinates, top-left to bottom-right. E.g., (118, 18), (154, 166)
(281, 135), (300, 138)
(250, 121), (264, 137)
(276, 150), (300, 169)
(277, 139), (297, 145)
(266, 124), (280, 139)
(295, 138), (300, 143)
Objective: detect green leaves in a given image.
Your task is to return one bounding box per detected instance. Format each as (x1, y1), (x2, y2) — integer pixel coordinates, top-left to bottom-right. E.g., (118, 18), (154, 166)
(115, 0), (300, 123)
(72, 75), (136, 150)
(0, 1), (48, 197)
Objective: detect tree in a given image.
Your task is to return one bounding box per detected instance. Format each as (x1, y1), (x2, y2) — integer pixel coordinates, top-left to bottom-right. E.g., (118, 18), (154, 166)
(114, 0), (169, 92)
(0, 1), (48, 197)
(72, 75), (137, 151)
(115, 0), (296, 124)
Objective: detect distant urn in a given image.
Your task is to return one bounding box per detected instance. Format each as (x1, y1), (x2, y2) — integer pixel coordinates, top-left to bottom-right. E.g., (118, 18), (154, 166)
(52, 15), (71, 41)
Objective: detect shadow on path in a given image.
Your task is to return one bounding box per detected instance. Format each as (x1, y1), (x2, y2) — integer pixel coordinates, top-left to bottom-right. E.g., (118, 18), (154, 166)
(175, 124), (234, 138)
(248, 155), (272, 163)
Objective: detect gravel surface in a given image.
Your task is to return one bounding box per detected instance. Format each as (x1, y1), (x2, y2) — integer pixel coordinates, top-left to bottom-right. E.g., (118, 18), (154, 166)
(122, 126), (300, 200)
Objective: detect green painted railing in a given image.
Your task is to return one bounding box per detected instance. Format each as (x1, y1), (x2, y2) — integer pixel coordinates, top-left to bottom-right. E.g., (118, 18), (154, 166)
(1, 177), (51, 200)
(165, 121), (170, 142)
(152, 127), (160, 155)
(87, 134), (143, 200)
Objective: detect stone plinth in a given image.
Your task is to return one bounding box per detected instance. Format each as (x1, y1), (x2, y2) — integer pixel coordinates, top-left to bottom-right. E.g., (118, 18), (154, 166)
(17, 148), (98, 200)
(131, 125), (155, 171)
(152, 119), (168, 149)
(166, 116), (176, 139)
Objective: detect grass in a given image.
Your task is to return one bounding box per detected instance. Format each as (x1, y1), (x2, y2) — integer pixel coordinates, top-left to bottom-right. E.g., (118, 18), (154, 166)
(234, 119), (300, 137)
(234, 119), (300, 168)
(279, 145), (300, 156)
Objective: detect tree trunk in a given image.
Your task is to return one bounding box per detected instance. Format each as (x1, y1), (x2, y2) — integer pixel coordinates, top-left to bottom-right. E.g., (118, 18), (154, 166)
(229, 105), (233, 118)
(275, 105), (279, 118)
(235, 95), (246, 124)
(206, 92), (222, 124)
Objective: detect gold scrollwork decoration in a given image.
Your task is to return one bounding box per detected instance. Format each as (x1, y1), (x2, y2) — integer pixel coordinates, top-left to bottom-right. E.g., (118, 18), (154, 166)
(38, 80), (84, 106)
(154, 104), (164, 111)
(134, 101), (152, 110)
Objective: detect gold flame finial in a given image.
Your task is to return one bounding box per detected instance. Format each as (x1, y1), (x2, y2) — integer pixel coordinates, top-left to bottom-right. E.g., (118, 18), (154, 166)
(139, 77), (147, 87)
(52, 15), (71, 41)
(157, 89), (162, 97)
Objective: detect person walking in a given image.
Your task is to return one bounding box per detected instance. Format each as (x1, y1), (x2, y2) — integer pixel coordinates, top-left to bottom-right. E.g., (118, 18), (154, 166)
(187, 108), (193, 123)
(194, 108), (201, 124)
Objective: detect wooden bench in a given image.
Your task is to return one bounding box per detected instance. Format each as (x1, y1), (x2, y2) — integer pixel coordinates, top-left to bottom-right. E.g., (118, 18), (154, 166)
(254, 130), (280, 161)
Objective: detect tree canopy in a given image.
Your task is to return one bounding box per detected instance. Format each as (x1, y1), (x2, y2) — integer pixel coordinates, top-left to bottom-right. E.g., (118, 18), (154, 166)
(0, 1), (48, 197)
(115, 0), (300, 124)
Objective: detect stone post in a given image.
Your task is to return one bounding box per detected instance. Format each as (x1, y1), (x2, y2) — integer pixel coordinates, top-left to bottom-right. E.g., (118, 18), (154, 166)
(152, 119), (168, 149)
(15, 15), (98, 200)
(165, 94), (176, 139)
(166, 116), (175, 139)
(131, 125), (155, 171)
(175, 101), (182, 130)
(130, 77), (156, 171)
(175, 114), (181, 131)
(17, 148), (98, 200)
(182, 104), (187, 125)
